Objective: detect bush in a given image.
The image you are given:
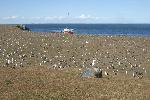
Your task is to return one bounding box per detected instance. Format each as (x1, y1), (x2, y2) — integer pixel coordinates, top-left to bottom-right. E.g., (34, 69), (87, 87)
(16, 24), (30, 31)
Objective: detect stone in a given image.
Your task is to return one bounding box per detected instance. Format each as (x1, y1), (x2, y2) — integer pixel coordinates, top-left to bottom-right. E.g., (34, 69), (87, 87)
(81, 67), (102, 78)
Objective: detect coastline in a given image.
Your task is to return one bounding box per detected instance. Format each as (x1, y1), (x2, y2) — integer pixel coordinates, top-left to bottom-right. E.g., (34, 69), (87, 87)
(0, 25), (150, 99)
(26, 24), (150, 37)
(0, 24), (150, 73)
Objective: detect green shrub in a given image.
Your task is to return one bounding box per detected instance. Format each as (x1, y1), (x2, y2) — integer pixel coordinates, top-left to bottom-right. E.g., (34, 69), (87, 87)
(5, 79), (13, 85)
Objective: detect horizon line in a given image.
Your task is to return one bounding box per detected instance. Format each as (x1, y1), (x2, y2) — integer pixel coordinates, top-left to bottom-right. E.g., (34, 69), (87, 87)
(1, 23), (150, 25)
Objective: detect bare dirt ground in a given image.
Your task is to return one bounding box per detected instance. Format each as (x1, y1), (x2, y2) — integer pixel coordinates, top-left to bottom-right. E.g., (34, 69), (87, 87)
(0, 25), (150, 100)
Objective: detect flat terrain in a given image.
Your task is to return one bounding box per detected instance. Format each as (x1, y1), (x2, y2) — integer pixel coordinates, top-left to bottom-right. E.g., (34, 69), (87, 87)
(0, 66), (150, 100)
(0, 25), (150, 99)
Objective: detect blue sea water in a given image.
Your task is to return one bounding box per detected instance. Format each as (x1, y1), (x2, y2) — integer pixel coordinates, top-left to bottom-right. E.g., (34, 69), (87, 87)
(26, 24), (150, 36)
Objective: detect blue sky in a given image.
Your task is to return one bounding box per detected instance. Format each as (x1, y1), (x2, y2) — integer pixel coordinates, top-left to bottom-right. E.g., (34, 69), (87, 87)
(0, 0), (150, 24)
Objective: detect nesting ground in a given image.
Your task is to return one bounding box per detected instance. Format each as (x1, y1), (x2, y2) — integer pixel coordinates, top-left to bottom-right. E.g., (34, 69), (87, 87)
(0, 25), (150, 99)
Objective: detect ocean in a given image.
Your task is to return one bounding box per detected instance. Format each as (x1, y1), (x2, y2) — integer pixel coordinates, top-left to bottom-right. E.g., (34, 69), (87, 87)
(26, 24), (150, 36)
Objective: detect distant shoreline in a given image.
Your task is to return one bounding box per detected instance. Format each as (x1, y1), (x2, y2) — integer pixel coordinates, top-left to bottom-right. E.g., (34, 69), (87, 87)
(1, 23), (150, 25)
(19, 24), (150, 36)
(0, 24), (150, 37)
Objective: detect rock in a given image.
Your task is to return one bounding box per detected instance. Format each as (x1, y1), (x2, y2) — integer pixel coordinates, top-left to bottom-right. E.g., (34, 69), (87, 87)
(81, 67), (102, 78)
(81, 68), (93, 77)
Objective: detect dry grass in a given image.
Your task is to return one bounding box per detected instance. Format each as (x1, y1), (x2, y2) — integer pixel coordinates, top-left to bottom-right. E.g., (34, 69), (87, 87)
(0, 66), (150, 100)
(0, 25), (150, 100)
